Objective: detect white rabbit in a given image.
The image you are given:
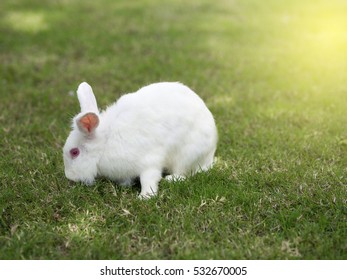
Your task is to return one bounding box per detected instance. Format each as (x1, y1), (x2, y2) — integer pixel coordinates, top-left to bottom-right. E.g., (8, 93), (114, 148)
(63, 82), (217, 198)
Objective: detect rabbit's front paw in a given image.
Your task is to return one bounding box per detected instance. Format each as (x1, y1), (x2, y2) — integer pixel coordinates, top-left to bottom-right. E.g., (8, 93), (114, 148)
(139, 169), (161, 199)
(138, 191), (157, 200)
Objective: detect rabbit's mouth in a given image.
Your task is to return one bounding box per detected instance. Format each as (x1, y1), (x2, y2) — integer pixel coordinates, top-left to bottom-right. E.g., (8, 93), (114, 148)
(64, 168), (79, 183)
(65, 170), (95, 186)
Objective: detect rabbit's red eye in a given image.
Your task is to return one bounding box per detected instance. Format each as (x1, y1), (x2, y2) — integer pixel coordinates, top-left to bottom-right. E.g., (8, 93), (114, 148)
(70, 148), (80, 158)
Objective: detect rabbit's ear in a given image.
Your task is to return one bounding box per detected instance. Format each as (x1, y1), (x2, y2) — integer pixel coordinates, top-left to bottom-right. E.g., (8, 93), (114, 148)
(77, 112), (99, 134)
(77, 82), (99, 113)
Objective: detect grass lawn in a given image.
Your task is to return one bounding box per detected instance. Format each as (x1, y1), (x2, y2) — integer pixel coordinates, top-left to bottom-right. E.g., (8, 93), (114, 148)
(0, 0), (346, 259)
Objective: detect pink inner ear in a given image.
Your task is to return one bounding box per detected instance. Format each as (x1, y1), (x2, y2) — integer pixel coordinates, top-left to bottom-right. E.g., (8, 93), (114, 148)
(78, 113), (99, 133)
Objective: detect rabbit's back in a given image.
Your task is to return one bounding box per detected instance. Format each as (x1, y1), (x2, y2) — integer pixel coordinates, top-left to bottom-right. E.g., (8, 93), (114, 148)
(115, 82), (207, 112)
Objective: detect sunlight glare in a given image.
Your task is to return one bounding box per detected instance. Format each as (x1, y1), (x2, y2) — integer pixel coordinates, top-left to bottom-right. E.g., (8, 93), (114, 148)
(295, 6), (347, 59)
(5, 11), (48, 33)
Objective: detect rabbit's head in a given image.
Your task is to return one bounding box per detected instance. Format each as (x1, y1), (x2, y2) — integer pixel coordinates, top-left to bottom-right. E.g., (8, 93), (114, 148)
(63, 82), (102, 185)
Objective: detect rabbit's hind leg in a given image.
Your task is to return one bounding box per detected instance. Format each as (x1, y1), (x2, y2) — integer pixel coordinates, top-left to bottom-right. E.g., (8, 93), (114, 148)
(164, 174), (186, 182)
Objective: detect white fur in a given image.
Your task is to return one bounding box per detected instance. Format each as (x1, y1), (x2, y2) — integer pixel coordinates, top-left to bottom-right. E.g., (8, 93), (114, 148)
(77, 82), (98, 113)
(63, 82), (218, 198)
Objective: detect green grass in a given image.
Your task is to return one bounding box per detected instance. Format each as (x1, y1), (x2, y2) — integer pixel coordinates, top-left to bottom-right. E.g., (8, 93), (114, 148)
(0, 0), (346, 259)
